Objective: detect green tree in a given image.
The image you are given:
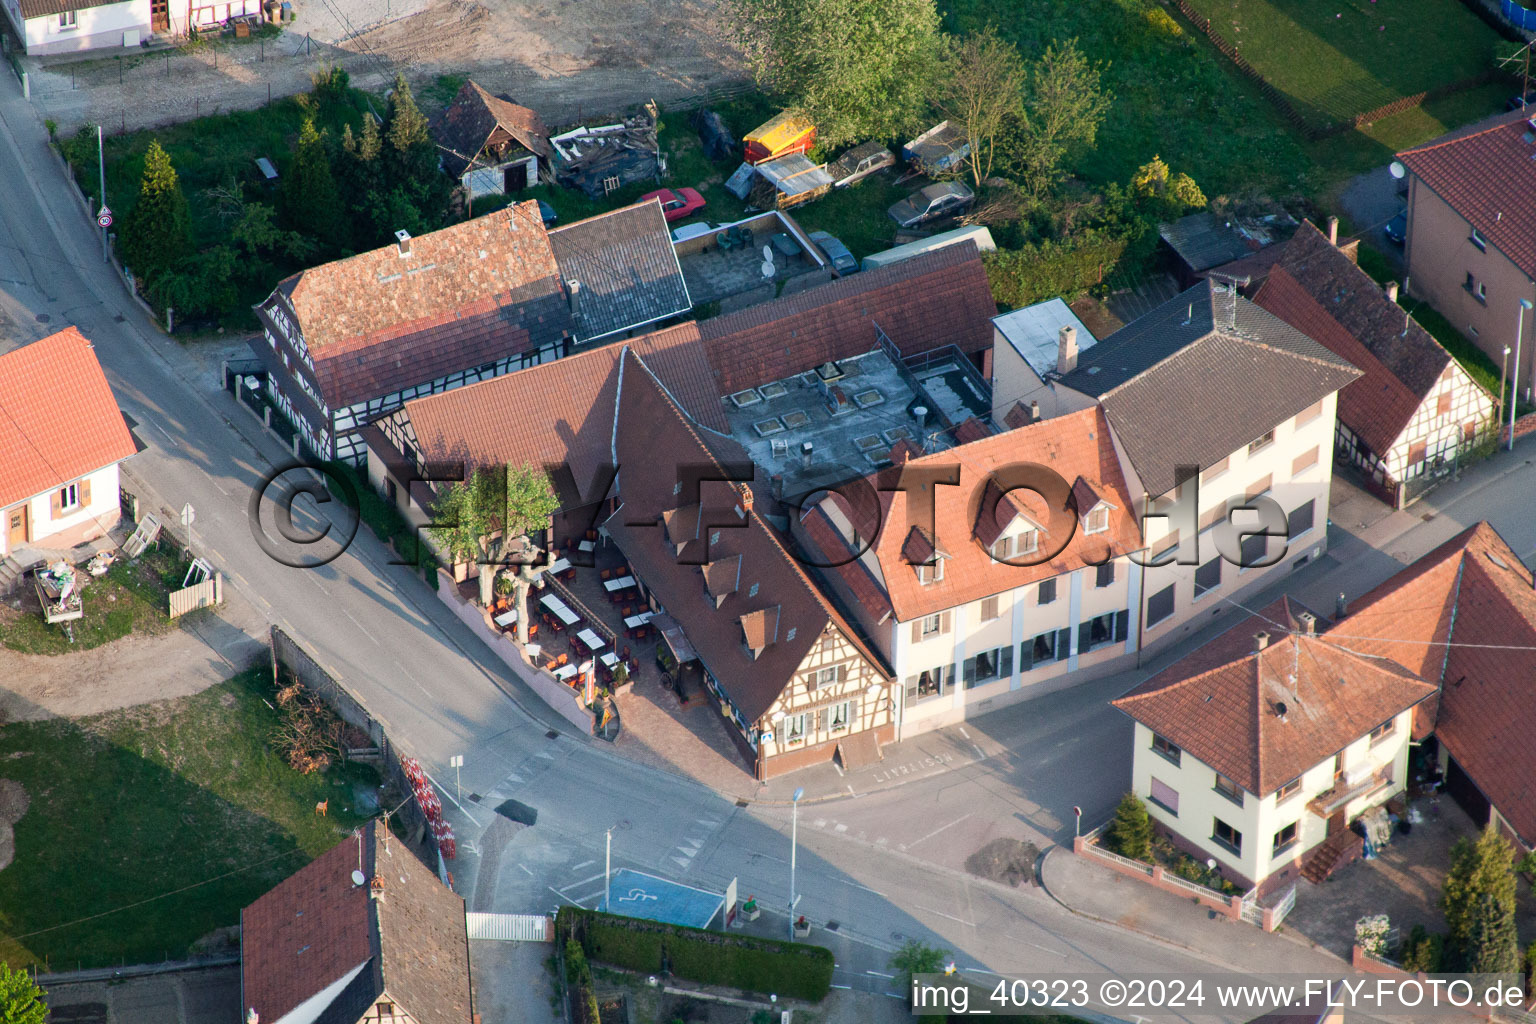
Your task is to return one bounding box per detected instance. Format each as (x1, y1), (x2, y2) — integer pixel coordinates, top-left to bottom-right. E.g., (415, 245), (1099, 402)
(723, 0), (941, 150)
(1005, 39), (1111, 198)
(280, 117), (345, 251)
(379, 76), (452, 235)
(1443, 824), (1519, 970)
(1130, 155), (1207, 220)
(428, 464), (560, 610)
(937, 26), (1027, 187)
(1463, 892), (1521, 975)
(889, 939), (948, 1024)
(339, 116), (388, 249)
(122, 139), (192, 280)
(0, 964), (47, 1024)
(1108, 791), (1152, 861)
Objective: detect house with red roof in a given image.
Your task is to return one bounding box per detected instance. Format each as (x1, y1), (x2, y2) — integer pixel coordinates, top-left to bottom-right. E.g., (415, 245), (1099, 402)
(1255, 221), (1496, 508)
(240, 820), (473, 1024)
(1, 327), (138, 559)
(1397, 108), (1536, 402)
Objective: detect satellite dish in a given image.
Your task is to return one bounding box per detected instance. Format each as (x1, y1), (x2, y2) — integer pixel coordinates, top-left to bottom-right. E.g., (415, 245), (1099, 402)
(1206, 858), (1217, 870)
(1389, 160), (1406, 179)
(760, 260), (776, 279)
(351, 870), (366, 886)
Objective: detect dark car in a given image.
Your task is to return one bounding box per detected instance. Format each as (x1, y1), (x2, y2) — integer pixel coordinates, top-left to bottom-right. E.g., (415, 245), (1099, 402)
(809, 230), (858, 274)
(887, 182), (975, 228)
(1383, 211), (1406, 246)
(536, 199), (558, 226)
(829, 142), (896, 188)
(1506, 91), (1536, 112)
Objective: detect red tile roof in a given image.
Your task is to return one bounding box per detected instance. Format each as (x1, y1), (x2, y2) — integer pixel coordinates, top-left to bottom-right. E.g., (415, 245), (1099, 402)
(0, 328), (136, 509)
(1339, 521), (1536, 844)
(698, 244), (996, 394)
(241, 821), (471, 1024)
(1255, 266), (1424, 456)
(1114, 599), (1435, 796)
(815, 406), (1142, 623)
(1398, 108), (1536, 278)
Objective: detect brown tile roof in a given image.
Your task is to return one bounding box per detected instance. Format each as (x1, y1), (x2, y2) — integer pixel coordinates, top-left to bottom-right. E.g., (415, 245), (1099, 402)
(1398, 107), (1536, 279)
(1060, 280), (1362, 496)
(1114, 599), (1435, 796)
(549, 201), (692, 341)
(603, 353), (889, 721)
(429, 80), (552, 179)
(0, 327), (136, 509)
(396, 324), (722, 506)
(950, 416), (991, 445)
(241, 821), (471, 1024)
(284, 202), (562, 355)
(972, 478), (1023, 549)
(697, 243), (996, 394)
(796, 506), (893, 623)
(702, 553), (742, 604)
(1338, 521), (1536, 843)
(822, 406), (1142, 623)
(1255, 266), (1424, 457)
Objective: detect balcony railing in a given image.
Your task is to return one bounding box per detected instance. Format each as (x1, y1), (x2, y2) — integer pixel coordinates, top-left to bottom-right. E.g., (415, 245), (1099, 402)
(1307, 764), (1392, 818)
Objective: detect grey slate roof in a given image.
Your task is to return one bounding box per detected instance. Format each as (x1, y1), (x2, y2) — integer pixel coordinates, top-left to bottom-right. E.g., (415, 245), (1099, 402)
(549, 200), (692, 342)
(1159, 212), (1256, 273)
(1059, 280), (1361, 496)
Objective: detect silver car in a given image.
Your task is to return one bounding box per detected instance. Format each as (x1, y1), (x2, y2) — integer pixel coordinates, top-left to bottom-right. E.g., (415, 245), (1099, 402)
(887, 182), (975, 228)
(809, 230), (858, 274)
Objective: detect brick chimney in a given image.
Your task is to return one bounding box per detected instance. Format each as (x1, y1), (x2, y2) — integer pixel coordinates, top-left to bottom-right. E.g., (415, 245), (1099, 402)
(1384, 281), (1399, 303)
(1029, 399), (1041, 422)
(394, 229), (412, 257)
(1298, 611), (1316, 635)
(1254, 630), (1270, 652)
(1056, 325), (1078, 375)
(1327, 216), (1339, 246)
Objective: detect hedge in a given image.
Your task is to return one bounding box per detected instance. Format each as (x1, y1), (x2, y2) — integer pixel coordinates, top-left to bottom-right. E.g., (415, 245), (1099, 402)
(983, 232), (1129, 311)
(556, 907), (834, 1001)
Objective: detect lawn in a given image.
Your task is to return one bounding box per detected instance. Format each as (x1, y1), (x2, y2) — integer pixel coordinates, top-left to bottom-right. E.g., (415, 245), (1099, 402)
(0, 668), (378, 971)
(0, 545), (188, 654)
(1179, 0), (1503, 130)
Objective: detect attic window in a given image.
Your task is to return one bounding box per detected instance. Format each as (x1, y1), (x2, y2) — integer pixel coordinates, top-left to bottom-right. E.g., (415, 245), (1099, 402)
(1083, 505), (1109, 534)
(1487, 551), (1511, 570)
(915, 559), (946, 584)
(786, 627), (796, 641)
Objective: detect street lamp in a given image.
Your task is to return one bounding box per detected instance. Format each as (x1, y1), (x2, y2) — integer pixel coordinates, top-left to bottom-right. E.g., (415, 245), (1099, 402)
(1500, 346), (1511, 446)
(1512, 299), (1534, 452)
(789, 786), (804, 939)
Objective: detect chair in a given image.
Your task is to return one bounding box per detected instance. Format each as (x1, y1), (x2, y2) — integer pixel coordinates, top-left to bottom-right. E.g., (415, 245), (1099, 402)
(527, 623), (539, 639)
(621, 607), (633, 619)
(601, 568), (612, 581)
(557, 652), (569, 667)
(564, 537), (575, 551)
(562, 568), (577, 583)
(544, 658), (558, 672)
(586, 529), (598, 542)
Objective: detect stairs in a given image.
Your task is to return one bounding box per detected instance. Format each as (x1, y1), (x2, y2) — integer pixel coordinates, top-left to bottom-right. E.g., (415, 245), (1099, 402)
(1301, 828), (1364, 883)
(0, 556), (24, 598)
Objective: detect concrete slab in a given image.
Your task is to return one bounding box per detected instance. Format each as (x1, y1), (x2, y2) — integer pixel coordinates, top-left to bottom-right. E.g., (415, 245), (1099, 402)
(472, 939), (558, 1024)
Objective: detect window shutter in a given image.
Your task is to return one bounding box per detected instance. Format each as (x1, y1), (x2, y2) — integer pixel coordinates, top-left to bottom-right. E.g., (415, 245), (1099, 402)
(981, 596), (997, 620)
(1077, 622), (1092, 654)
(1115, 610), (1130, 644)
(49, 489), (62, 520)
(939, 611), (951, 634)
(816, 708), (828, 731)
(1056, 628), (1071, 661)
(1000, 645), (1014, 677)
(962, 656), (976, 686)
(1019, 641), (1033, 672)
(911, 620), (922, 644)
(78, 478), (91, 507)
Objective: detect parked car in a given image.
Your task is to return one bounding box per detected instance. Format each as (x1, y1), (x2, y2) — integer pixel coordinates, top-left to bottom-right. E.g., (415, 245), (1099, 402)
(536, 199), (558, 226)
(1505, 91), (1536, 112)
(671, 221), (716, 243)
(887, 182), (975, 228)
(640, 187), (707, 222)
(809, 230), (858, 274)
(829, 142), (896, 188)
(1383, 211), (1407, 246)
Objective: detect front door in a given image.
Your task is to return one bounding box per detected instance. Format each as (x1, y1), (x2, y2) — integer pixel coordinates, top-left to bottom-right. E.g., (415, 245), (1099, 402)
(1327, 809), (1346, 836)
(5, 505), (27, 550)
(150, 0), (169, 31)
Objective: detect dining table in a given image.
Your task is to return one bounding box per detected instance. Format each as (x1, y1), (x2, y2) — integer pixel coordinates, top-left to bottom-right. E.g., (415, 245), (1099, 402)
(603, 575), (637, 592)
(623, 611), (654, 629)
(540, 594), (579, 625)
(542, 557), (572, 577)
(578, 539), (596, 554)
(493, 608), (518, 628)
(553, 663), (578, 682)
(576, 628), (606, 652)
(599, 651), (620, 669)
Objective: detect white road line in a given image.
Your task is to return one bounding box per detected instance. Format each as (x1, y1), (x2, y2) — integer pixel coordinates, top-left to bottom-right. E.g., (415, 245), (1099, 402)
(865, 970), (894, 979)
(152, 420), (179, 447)
(971, 743), (986, 759)
(568, 889), (606, 905)
(572, 860), (595, 871)
(421, 769), (484, 827)
(958, 726), (971, 739)
(915, 905), (975, 927)
(519, 864), (533, 876)
(548, 886), (581, 905)
(905, 813), (971, 849)
(846, 784), (855, 796)
(560, 872), (608, 892)
(1004, 933), (1068, 958)
(832, 762), (844, 776)
(830, 985), (852, 990)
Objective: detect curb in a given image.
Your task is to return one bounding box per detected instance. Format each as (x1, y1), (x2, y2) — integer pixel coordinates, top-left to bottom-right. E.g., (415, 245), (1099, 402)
(36, 955), (240, 986)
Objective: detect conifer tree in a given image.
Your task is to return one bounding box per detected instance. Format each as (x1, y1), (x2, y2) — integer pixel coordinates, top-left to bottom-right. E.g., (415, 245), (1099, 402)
(122, 139), (192, 280)
(280, 116), (344, 251)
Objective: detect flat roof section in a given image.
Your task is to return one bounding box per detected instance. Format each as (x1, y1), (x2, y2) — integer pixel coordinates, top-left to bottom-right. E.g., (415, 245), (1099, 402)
(991, 298), (1098, 377)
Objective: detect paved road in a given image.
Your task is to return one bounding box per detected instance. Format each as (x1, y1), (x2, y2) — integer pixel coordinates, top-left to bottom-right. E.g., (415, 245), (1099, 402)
(6, 62), (1536, 1021)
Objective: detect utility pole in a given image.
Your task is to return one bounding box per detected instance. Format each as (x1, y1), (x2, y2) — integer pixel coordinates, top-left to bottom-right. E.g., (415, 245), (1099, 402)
(97, 125), (110, 263)
(788, 787), (803, 939)
(604, 826), (612, 913)
(1512, 299), (1533, 451)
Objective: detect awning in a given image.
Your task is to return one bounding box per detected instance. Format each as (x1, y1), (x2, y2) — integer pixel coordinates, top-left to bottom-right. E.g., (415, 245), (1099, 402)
(651, 613), (698, 663)
(835, 730), (883, 770)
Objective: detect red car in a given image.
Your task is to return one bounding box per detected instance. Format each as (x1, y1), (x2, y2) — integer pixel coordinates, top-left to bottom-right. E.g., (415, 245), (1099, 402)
(641, 187), (706, 222)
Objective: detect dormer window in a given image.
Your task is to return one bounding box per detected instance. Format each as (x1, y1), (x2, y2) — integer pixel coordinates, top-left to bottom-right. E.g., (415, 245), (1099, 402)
(1084, 506), (1109, 534)
(1071, 477), (1114, 536)
(991, 528), (1039, 561)
(915, 558), (945, 584)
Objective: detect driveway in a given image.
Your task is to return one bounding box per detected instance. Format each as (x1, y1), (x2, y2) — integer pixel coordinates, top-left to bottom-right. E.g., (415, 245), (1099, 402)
(43, 965), (239, 1024)
(1338, 166), (1406, 274)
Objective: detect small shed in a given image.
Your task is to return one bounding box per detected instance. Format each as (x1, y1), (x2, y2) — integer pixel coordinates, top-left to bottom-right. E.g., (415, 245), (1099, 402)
(1159, 212), (1257, 287)
(428, 80), (553, 199)
(743, 111), (815, 165)
(903, 121), (970, 173)
(748, 154), (834, 211)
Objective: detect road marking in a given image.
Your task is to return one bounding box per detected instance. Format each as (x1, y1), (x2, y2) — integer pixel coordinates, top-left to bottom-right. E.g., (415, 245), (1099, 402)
(846, 784), (855, 797)
(548, 886), (580, 905)
(914, 905), (975, 927)
(971, 743), (986, 759)
(958, 726), (971, 739)
(834, 823), (848, 833)
(152, 420), (179, 447)
(846, 882), (886, 896)
(832, 762), (844, 776)
(422, 768), (484, 827)
(905, 813), (971, 850)
(830, 985), (852, 990)
(1004, 934), (1068, 958)
(865, 970), (894, 979)
(561, 872), (607, 891)
(572, 860), (595, 871)
(519, 864), (533, 876)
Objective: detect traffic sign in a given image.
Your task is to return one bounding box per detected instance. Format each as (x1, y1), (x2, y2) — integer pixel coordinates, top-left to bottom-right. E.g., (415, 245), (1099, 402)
(97, 208), (113, 229)
(180, 503), (195, 528)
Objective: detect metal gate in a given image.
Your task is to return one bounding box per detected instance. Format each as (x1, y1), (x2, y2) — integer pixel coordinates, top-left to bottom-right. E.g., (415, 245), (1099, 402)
(466, 913), (553, 942)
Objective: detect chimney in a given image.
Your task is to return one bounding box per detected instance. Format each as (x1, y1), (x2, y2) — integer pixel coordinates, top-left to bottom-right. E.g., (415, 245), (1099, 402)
(394, 229), (412, 257)
(1056, 325), (1078, 375)
(1254, 630), (1270, 652)
(1384, 281), (1399, 303)
(1326, 216), (1339, 246)
(1029, 399), (1041, 422)
(1298, 611), (1317, 635)
(801, 441), (813, 469)
(248, 1011), (259, 1024)
(739, 483), (754, 512)
(565, 279), (582, 319)
(1336, 592), (1347, 619)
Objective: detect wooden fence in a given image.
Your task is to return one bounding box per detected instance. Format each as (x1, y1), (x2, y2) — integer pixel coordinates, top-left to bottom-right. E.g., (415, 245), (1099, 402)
(168, 573), (222, 618)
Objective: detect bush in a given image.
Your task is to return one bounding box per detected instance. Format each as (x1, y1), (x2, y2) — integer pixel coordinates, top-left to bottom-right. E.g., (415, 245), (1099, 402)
(556, 907), (833, 1001)
(1107, 792), (1152, 862)
(983, 230), (1128, 309)
(323, 462), (439, 581)
(1399, 924), (1445, 973)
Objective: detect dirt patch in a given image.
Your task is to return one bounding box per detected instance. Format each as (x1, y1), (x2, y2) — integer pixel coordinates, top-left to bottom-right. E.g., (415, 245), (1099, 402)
(0, 779), (29, 872)
(965, 838), (1039, 887)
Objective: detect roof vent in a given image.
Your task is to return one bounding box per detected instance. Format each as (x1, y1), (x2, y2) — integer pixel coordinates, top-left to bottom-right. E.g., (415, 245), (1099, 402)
(1254, 631), (1270, 652)
(815, 361), (844, 382)
(394, 229), (412, 257)
(370, 875), (385, 900)
(1029, 399), (1041, 422)
(1275, 700), (1288, 721)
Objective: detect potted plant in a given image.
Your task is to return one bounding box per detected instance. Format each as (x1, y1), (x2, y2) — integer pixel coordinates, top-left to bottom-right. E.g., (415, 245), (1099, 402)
(793, 914), (811, 938)
(741, 896), (760, 922)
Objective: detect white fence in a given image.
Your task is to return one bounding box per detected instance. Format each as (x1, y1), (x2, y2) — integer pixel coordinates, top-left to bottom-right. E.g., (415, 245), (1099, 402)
(466, 913), (553, 942)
